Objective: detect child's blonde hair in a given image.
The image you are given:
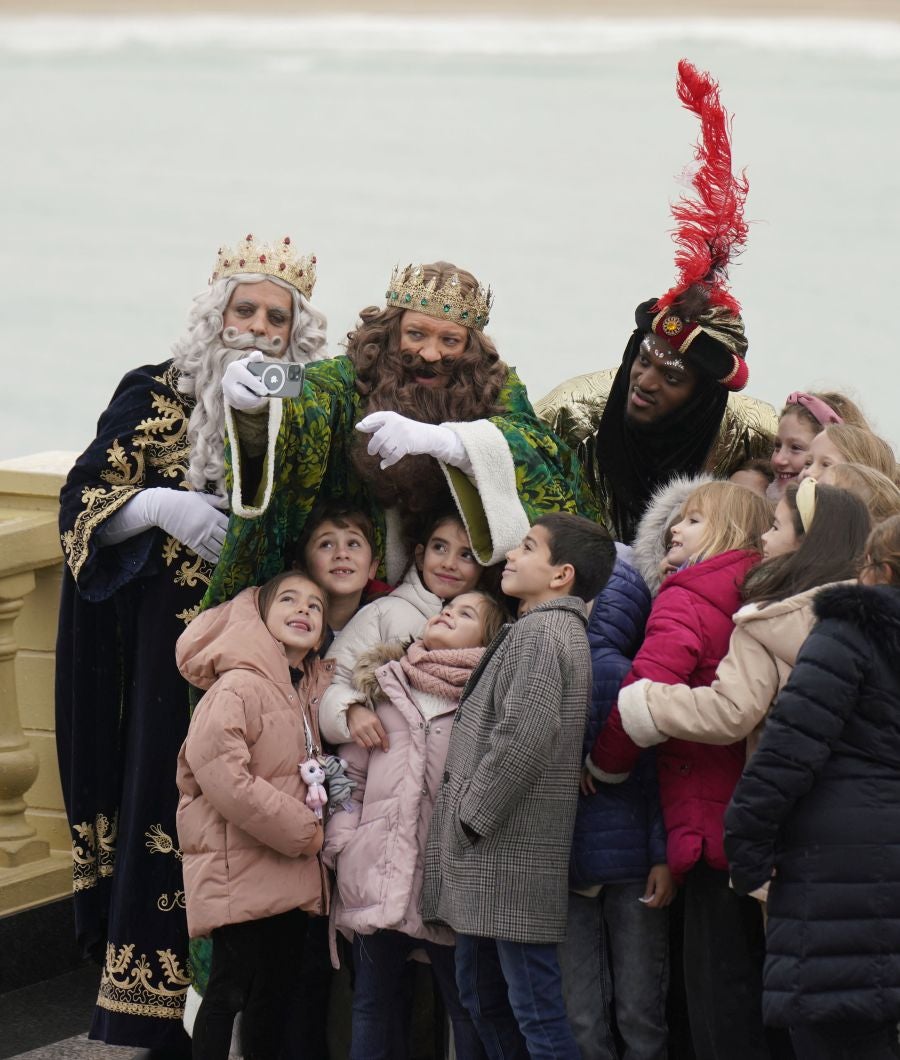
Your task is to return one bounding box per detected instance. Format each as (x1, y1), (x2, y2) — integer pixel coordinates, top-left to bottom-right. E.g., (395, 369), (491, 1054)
(824, 464), (900, 524)
(779, 391), (870, 433)
(680, 481), (772, 562)
(822, 424), (897, 482)
(863, 514), (900, 587)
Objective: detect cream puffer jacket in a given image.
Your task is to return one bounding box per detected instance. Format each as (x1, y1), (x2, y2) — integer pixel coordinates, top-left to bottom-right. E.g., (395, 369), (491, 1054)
(322, 645), (456, 947)
(318, 566), (441, 744)
(617, 582), (852, 760)
(175, 587), (334, 939)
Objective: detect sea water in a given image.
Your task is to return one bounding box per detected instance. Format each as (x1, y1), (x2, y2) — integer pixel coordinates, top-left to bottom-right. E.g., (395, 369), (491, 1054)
(2, 14), (899, 460)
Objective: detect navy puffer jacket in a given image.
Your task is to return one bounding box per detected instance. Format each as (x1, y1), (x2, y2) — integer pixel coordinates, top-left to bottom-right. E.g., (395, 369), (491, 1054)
(725, 582), (900, 1027)
(570, 559), (666, 889)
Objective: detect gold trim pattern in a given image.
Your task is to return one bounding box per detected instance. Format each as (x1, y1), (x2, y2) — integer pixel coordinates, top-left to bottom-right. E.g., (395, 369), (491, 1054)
(97, 942), (190, 1020)
(62, 485), (142, 582)
(63, 365), (194, 582)
(157, 891), (187, 913)
(145, 823), (183, 861)
(72, 813), (118, 892)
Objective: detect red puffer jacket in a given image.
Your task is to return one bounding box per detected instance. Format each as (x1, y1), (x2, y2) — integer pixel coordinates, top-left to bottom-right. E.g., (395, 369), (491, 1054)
(590, 549), (758, 879)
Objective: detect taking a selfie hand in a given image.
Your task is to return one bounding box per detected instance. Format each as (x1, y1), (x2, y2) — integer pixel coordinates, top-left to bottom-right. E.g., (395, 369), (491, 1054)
(222, 351), (269, 412)
(145, 488), (230, 563)
(347, 703), (390, 752)
(355, 411), (468, 470)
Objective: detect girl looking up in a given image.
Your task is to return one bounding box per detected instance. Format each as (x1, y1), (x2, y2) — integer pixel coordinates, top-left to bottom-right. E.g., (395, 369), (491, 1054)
(584, 479), (774, 1060)
(602, 481), (872, 768)
(324, 591), (508, 1060)
(319, 510), (483, 750)
(175, 572), (334, 1060)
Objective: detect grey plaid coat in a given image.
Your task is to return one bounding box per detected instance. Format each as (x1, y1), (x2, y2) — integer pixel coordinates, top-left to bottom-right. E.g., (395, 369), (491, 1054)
(421, 596), (592, 944)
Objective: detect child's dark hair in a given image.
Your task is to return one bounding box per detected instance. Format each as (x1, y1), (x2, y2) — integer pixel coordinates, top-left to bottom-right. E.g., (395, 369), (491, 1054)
(734, 457), (775, 486)
(292, 499), (377, 568)
(534, 513), (615, 602)
(742, 483), (872, 606)
(862, 514), (900, 586)
(257, 569), (329, 649)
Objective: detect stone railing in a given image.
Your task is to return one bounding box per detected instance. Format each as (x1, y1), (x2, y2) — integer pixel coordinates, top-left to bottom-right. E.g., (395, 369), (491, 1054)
(0, 452), (77, 914)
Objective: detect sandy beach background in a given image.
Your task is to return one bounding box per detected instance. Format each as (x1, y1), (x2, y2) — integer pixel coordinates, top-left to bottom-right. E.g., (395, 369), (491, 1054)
(2, 0), (899, 459)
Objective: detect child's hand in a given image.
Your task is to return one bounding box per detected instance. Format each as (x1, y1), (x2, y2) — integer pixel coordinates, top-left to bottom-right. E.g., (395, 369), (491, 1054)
(638, 864), (677, 909)
(347, 703), (389, 752)
(580, 767), (598, 796)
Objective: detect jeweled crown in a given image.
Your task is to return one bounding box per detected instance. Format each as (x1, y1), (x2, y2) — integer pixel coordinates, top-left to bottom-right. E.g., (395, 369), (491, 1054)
(384, 264), (492, 331)
(210, 234), (317, 300)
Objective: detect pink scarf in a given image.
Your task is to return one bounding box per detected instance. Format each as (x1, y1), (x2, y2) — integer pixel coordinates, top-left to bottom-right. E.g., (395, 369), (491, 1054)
(399, 640), (484, 703)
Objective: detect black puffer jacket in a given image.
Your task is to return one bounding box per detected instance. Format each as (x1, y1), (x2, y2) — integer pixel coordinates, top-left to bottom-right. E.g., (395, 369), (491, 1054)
(725, 582), (900, 1027)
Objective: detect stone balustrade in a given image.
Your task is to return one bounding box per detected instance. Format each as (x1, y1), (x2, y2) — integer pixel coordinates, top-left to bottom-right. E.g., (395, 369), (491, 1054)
(0, 452), (77, 914)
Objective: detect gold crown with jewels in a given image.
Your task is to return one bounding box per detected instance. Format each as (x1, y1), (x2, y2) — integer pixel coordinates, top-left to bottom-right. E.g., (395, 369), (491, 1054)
(384, 264), (493, 331)
(210, 234), (317, 300)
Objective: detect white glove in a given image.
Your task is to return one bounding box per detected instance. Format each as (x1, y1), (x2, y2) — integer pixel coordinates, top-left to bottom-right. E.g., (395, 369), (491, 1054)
(97, 488), (230, 564)
(355, 411), (473, 474)
(222, 351), (269, 413)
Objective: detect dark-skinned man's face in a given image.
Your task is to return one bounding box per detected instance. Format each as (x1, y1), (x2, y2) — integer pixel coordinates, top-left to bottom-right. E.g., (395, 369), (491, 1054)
(624, 333), (699, 425)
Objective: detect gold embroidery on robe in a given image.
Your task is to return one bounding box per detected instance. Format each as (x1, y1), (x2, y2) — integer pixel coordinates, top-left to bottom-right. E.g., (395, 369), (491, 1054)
(145, 823), (183, 861)
(97, 942), (190, 1019)
(157, 891), (187, 913)
(64, 366), (193, 582)
(72, 812), (118, 892)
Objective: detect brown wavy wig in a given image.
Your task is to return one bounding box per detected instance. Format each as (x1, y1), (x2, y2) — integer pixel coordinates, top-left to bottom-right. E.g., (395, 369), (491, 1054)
(346, 261), (508, 514)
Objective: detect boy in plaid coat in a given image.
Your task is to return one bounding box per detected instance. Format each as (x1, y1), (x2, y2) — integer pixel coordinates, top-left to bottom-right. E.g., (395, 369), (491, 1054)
(422, 513), (616, 1058)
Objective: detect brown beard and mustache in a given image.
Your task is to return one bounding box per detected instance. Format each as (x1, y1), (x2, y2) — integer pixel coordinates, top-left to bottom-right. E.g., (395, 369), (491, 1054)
(349, 342), (507, 517)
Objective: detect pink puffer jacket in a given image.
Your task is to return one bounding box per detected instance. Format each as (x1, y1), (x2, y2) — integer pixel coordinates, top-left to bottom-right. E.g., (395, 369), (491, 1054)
(323, 659), (457, 947)
(175, 587), (334, 939)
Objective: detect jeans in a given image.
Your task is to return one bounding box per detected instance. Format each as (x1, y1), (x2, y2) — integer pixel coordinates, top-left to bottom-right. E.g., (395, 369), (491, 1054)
(559, 885), (669, 1060)
(790, 1021), (900, 1060)
(192, 909), (306, 1060)
(682, 862), (770, 1060)
(455, 933), (579, 1060)
(350, 930), (485, 1060)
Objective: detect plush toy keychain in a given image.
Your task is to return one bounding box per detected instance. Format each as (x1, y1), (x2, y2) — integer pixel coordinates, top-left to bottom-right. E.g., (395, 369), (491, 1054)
(299, 759), (328, 820)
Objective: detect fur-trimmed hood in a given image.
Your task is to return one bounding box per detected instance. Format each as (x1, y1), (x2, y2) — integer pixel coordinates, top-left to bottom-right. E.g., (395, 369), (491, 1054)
(351, 639), (408, 707)
(630, 472), (714, 596)
(814, 583), (900, 657)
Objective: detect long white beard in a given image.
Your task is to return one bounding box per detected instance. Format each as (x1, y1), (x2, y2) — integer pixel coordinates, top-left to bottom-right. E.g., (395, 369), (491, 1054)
(176, 331), (284, 496)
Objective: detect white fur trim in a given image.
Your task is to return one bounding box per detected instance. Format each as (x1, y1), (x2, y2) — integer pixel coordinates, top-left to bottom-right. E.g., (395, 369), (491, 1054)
(630, 472), (714, 597)
(439, 419), (529, 566)
(226, 399), (282, 518)
(583, 754), (630, 784)
(618, 680), (667, 747)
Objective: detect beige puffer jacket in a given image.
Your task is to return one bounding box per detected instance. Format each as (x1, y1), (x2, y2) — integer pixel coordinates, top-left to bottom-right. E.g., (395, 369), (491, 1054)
(322, 645), (456, 947)
(319, 567), (441, 744)
(618, 582), (852, 760)
(175, 587), (334, 939)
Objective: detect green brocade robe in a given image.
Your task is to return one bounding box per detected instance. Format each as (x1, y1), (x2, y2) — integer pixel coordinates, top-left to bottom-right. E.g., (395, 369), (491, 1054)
(203, 355), (597, 609)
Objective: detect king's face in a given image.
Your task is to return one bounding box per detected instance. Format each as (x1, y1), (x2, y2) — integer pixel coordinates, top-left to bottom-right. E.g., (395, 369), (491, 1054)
(222, 280), (293, 355)
(399, 310), (469, 388)
(625, 333), (699, 425)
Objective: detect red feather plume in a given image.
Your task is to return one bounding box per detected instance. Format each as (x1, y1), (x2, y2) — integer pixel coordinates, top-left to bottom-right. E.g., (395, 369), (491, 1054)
(655, 59), (749, 316)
